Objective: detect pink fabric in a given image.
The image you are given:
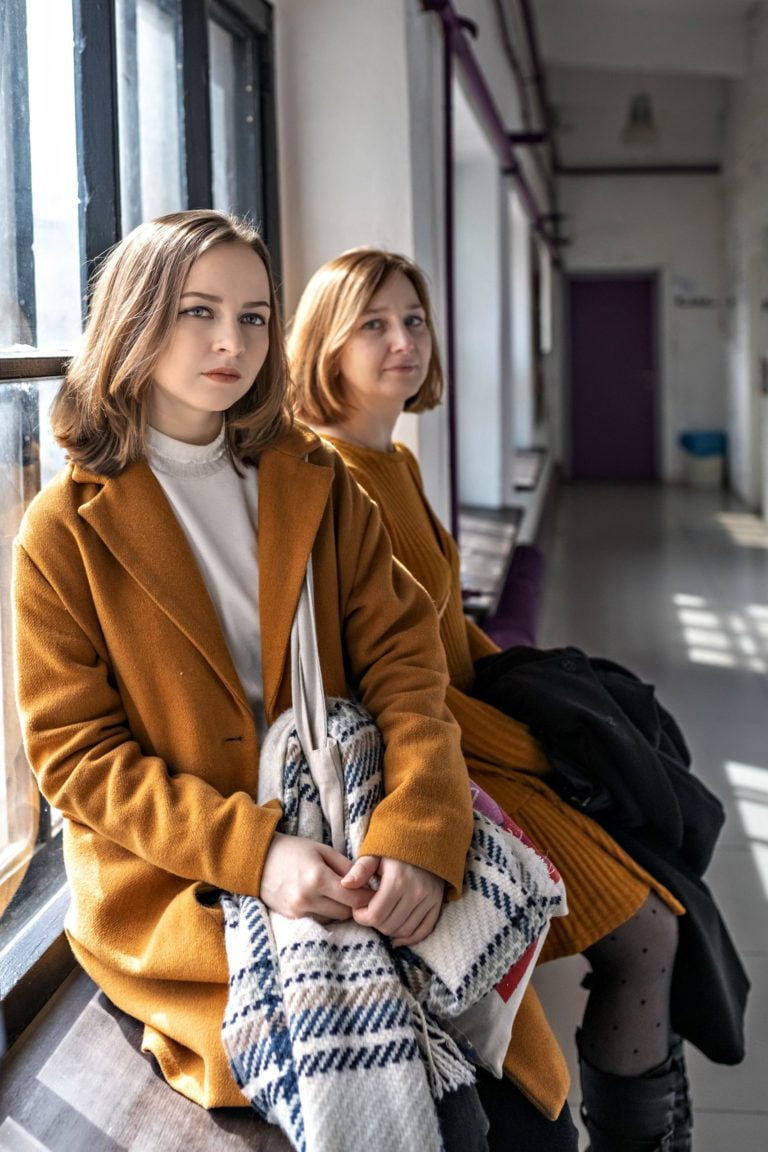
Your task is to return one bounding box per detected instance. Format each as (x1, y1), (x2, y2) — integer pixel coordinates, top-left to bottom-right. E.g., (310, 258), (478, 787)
(469, 779), (561, 885)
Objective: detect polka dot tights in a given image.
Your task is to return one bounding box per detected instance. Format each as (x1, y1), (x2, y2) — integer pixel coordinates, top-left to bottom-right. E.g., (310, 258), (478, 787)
(581, 892), (679, 1077)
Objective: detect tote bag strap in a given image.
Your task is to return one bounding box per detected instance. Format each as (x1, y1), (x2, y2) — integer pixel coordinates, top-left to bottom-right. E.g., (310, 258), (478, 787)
(290, 553), (327, 756)
(290, 554), (347, 851)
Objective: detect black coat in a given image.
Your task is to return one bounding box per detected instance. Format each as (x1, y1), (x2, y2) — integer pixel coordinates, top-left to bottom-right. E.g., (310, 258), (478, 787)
(473, 644), (750, 1064)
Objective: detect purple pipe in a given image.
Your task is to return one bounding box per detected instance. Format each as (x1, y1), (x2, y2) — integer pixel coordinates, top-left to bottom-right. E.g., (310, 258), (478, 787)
(422, 0), (557, 534)
(440, 29), (461, 537)
(518, 0), (561, 175)
(422, 0), (557, 259)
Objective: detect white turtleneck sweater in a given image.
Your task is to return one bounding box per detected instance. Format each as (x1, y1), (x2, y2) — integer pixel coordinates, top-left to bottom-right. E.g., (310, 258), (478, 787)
(146, 424), (264, 730)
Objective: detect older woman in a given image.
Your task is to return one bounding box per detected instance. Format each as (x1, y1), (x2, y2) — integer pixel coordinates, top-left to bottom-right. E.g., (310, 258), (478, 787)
(288, 247), (691, 1152)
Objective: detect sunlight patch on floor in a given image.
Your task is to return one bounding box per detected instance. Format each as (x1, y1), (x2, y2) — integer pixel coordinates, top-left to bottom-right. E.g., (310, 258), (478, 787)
(725, 761), (768, 903)
(716, 512), (768, 549)
(674, 593), (768, 673)
(673, 594), (708, 607)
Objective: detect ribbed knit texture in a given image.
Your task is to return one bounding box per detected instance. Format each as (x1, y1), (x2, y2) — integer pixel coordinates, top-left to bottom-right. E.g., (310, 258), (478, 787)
(324, 437), (684, 973)
(327, 443), (477, 691)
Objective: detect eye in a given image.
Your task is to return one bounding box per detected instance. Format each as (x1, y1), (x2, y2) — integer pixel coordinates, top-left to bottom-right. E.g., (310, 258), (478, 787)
(361, 318), (383, 331)
(405, 314), (425, 329)
(180, 305), (211, 318)
(241, 312), (267, 326)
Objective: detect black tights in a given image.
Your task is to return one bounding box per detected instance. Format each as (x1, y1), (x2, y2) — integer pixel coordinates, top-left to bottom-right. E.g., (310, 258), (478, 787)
(581, 892), (679, 1076)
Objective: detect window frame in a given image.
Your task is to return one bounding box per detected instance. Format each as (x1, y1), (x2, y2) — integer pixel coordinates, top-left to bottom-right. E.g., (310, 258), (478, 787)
(0, 0), (278, 1048)
(6, 2), (36, 344)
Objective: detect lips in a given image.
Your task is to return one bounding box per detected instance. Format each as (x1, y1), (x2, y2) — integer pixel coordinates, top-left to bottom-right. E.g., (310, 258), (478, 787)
(203, 369), (242, 382)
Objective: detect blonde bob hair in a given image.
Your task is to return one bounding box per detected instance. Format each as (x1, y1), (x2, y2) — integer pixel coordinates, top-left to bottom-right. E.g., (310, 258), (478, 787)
(53, 209), (290, 475)
(287, 248), (444, 425)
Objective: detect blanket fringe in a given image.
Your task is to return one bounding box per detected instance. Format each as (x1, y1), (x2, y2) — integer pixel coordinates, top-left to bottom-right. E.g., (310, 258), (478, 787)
(406, 994), (476, 1101)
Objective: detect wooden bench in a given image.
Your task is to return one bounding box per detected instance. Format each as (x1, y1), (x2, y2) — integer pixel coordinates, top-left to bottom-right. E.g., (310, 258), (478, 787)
(0, 966), (291, 1151)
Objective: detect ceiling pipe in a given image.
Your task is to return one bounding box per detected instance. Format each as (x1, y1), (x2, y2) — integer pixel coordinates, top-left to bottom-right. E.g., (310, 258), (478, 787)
(492, 0), (553, 195)
(422, 0), (559, 263)
(561, 163), (721, 178)
(491, 0), (533, 129)
(516, 0), (560, 171)
(439, 15), (461, 537)
(508, 131), (548, 145)
(515, 0), (563, 239)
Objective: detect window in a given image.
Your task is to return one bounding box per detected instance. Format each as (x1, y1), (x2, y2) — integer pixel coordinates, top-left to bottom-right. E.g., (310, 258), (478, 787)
(0, 0), (278, 1044)
(0, 383), (42, 919)
(0, 5), (26, 348)
(208, 0), (280, 260)
(116, 0), (187, 233)
(210, 3), (264, 221)
(0, 1), (80, 350)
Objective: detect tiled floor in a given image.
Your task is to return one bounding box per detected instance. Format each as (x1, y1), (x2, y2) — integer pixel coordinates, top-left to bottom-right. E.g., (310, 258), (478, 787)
(530, 481), (768, 1150)
(3, 480), (765, 1151)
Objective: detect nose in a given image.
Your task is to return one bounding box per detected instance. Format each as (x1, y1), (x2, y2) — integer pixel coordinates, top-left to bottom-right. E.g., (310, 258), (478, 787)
(390, 321), (415, 352)
(213, 315), (245, 356)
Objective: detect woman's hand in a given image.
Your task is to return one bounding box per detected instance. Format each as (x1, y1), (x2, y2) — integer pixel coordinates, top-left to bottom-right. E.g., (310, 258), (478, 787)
(261, 832), (375, 921)
(341, 856), (445, 947)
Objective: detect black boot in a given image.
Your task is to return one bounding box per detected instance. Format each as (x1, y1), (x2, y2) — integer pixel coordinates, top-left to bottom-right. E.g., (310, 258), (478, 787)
(578, 1033), (676, 1152)
(668, 1033), (693, 1152)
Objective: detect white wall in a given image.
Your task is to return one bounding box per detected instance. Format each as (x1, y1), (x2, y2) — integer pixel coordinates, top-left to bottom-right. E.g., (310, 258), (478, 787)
(721, 3), (768, 511)
(274, 0), (558, 520)
(274, 0), (455, 521)
(510, 188), (535, 458)
(449, 20), (557, 510)
(275, 0), (415, 312)
(559, 174), (725, 482)
(395, 0), (452, 522)
(454, 150), (506, 506)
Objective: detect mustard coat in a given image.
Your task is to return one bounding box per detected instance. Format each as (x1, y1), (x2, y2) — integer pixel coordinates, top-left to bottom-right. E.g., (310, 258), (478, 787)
(13, 423), (474, 1109)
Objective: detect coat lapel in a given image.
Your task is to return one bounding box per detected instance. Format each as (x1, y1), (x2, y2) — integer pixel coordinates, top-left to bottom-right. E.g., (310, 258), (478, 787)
(257, 436), (333, 720)
(76, 459), (248, 709)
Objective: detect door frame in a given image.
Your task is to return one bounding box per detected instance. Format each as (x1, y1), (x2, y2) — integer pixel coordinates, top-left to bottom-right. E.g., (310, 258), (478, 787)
(562, 268), (663, 482)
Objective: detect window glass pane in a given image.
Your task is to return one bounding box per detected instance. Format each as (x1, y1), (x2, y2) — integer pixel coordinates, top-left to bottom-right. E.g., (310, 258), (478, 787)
(1, 0), (81, 353)
(0, 380), (50, 917)
(209, 13), (262, 222)
(116, 0), (186, 233)
(38, 380), (69, 486)
(0, 5), (21, 348)
(209, 19), (238, 214)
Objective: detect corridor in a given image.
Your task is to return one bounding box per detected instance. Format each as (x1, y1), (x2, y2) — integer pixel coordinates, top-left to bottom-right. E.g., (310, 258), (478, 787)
(532, 481), (768, 1150)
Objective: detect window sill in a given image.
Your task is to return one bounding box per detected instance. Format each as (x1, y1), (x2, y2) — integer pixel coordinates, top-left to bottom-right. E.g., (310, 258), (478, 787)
(0, 835), (74, 1049)
(0, 353), (70, 380)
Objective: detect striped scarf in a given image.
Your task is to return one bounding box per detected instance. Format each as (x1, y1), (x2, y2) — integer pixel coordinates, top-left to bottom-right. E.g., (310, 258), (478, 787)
(221, 698), (565, 1152)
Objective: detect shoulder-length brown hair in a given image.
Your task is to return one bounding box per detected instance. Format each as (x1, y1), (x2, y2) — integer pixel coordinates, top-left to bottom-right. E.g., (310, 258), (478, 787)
(287, 248), (444, 425)
(53, 209), (290, 475)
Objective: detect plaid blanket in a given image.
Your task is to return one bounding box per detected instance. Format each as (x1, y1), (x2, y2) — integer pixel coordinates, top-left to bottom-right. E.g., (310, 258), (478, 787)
(221, 698), (565, 1152)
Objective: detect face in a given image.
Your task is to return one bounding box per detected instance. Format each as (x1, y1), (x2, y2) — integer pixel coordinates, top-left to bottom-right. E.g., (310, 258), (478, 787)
(336, 270), (431, 417)
(150, 241), (271, 443)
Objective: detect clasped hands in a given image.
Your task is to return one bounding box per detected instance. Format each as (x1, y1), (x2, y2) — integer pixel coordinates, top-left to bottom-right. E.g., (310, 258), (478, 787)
(260, 832), (444, 947)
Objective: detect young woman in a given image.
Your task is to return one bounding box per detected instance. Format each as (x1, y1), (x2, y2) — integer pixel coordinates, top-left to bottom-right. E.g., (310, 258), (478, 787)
(288, 248), (692, 1152)
(10, 211), (517, 1149)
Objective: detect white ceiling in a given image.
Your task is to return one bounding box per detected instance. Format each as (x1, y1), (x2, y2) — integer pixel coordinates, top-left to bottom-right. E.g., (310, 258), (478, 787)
(565, 0), (750, 11)
(530, 0), (746, 165)
(565, 1), (751, 11)
(535, 0), (752, 77)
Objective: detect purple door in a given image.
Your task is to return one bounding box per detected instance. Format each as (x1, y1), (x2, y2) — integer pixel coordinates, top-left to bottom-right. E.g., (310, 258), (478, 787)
(568, 275), (658, 481)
